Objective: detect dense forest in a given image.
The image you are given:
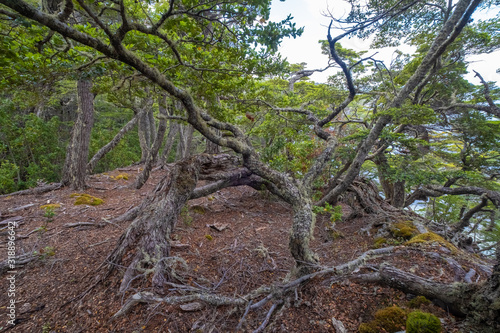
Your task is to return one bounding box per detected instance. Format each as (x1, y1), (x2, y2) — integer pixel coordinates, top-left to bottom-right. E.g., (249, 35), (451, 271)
(1, 0), (499, 332)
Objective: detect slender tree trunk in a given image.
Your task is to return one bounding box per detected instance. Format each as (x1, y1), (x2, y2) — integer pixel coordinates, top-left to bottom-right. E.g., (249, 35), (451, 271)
(87, 111), (142, 174)
(374, 154), (394, 203)
(137, 97), (154, 163)
(61, 79), (94, 190)
(175, 124), (194, 160)
(392, 180), (406, 208)
(135, 95), (168, 189)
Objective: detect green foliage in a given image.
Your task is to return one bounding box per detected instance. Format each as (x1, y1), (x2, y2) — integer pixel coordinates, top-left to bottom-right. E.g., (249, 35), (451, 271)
(35, 246), (56, 260)
(89, 107), (141, 173)
(406, 311), (442, 333)
(0, 161), (19, 194)
(0, 104), (66, 193)
(313, 203), (343, 225)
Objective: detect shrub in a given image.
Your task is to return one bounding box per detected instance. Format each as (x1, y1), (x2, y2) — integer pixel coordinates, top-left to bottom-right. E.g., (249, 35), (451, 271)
(0, 161), (19, 194)
(406, 311), (442, 333)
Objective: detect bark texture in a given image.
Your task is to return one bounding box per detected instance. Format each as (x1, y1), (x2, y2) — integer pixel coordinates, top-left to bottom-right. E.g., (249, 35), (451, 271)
(61, 79), (94, 190)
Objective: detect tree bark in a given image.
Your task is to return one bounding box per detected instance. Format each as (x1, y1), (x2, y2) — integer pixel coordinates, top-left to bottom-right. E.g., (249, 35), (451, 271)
(175, 123), (194, 160)
(136, 96), (154, 163)
(61, 79), (94, 190)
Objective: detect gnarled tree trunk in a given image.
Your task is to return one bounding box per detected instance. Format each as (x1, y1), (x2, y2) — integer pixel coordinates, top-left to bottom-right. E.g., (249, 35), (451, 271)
(107, 154), (241, 292)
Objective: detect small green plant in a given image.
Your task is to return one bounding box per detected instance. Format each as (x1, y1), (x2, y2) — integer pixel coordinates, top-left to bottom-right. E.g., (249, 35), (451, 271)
(406, 311), (442, 333)
(313, 203), (343, 225)
(38, 205), (58, 234)
(35, 246), (56, 260)
(43, 206), (56, 220)
(42, 322), (52, 333)
(180, 206), (193, 226)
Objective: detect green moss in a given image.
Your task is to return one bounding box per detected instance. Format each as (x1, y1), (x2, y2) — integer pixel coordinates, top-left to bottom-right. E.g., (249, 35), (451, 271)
(390, 221), (418, 239)
(40, 203), (61, 210)
(405, 232), (457, 252)
(110, 173), (129, 180)
(191, 205), (206, 214)
(358, 322), (378, 333)
(374, 237), (387, 248)
(408, 296), (431, 309)
(406, 311), (442, 333)
(70, 193), (104, 206)
(374, 306), (407, 333)
(359, 306), (407, 333)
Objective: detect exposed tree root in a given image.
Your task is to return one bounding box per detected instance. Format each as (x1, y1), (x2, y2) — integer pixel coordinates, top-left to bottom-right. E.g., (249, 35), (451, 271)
(112, 247), (395, 327)
(0, 183), (62, 198)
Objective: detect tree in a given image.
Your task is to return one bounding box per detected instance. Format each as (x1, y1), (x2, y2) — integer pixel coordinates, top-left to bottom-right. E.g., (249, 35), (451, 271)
(61, 78), (95, 189)
(1, 0), (499, 331)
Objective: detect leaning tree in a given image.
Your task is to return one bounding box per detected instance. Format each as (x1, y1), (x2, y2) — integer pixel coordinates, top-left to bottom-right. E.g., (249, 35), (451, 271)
(1, 0), (499, 331)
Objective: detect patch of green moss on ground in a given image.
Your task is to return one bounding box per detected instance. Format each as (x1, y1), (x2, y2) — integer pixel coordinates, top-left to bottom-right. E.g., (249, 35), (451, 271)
(359, 306), (407, 333)
(408, 296), (431, 309)
(70, 193), (104, 206)
(390, 221), (419, 240)
(406, 311), (442, 333)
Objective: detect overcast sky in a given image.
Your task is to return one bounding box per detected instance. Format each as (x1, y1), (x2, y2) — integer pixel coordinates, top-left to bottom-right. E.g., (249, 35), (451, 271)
(269, 0), (500, 85)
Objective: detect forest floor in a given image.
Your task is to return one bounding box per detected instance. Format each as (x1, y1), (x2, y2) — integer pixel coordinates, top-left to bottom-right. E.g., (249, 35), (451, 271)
(0, 166), (495, 332)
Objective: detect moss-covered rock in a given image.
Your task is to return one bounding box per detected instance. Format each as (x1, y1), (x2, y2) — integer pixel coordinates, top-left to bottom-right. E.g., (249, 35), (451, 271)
(406, 311), (442, 333)
(70, 193), (104, 206)
(405, 232), (457, 252)
(390, 221), (418, 240)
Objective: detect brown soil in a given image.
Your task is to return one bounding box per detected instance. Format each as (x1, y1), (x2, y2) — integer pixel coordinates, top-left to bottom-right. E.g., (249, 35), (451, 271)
(0, 166), (493, 332)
